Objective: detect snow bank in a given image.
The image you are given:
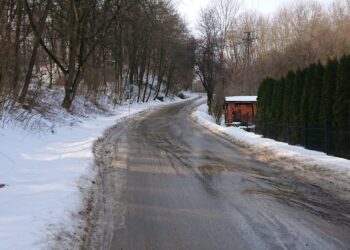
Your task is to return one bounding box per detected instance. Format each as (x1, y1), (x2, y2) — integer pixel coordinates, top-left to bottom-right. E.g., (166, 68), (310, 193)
(192, 103), (350, 171)
(0, 92), (197, 250)
(224, 96), (257, 102)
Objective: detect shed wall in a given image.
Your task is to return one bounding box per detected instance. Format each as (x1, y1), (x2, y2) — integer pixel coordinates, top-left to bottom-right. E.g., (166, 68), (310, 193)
(225, 102), (256, 124)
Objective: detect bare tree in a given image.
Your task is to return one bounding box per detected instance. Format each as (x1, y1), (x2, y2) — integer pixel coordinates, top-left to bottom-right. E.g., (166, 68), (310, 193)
(19, 0), (51, 105)
(213, 0), (240, 123)
(196, 0), (239, 120)
(195, 7), (220, 114)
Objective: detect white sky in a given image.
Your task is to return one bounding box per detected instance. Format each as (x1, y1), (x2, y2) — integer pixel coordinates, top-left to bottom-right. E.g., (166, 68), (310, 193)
(176, 0), (333, 31)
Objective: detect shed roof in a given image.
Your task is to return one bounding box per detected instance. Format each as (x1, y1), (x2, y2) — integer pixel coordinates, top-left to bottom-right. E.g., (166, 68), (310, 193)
(225, 96), (257, 102)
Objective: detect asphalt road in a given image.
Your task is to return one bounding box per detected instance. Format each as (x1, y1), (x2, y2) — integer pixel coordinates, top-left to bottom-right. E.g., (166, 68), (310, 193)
(103, 98), (350, 250)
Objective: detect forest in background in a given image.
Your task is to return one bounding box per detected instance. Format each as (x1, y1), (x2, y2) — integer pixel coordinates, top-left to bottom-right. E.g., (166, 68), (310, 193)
(2, 0), (350, 127)
(195, 0), (350, 122)
(0, 0), (195, 121)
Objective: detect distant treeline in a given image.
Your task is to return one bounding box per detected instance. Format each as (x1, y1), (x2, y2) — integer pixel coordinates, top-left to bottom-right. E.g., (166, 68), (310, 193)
(256, 55), (350, 159)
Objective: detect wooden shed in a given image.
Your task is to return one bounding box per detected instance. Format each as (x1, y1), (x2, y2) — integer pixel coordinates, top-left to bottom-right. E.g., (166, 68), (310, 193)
(224, 96), (257, 126)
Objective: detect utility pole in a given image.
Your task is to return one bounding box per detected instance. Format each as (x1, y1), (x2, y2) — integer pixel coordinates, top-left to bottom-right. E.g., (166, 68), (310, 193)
(242, 31), (257, 68)
(242, 31), (257, 94)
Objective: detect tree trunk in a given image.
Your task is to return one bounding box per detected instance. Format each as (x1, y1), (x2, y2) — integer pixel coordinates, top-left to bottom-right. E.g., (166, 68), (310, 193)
(153, 47), (165, 100)
(19, 0), (50, 103)
(146, 71), (156, 102)
(61, 1), (79, 110)
(13, 0), (23, 97)
(207, 89), (213, 115)
(142, 55), (151, 102)
(165, 66), (174, 97)
(137, 48), (147, 102)
(18, 40), (39, 104)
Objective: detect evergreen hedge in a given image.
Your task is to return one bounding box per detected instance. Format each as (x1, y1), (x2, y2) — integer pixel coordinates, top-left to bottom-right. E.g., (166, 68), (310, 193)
(256, 56), (350, 159)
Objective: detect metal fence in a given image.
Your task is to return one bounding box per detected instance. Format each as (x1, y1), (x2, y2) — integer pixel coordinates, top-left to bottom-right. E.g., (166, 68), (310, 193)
(255, 122), (350, 160)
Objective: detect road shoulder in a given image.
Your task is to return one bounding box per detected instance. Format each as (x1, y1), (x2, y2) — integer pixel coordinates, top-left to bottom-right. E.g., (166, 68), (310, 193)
(191, 103), (350, 203)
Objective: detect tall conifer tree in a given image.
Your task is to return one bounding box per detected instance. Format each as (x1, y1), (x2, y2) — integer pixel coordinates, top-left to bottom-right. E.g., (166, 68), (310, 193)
(300, 64), (317, 126)
(291, 69), (306, 125)
(283, 71), (296, 124)
(309, 62), (325, 126)
(333, 55), (350, 130)
(320, 58), (338, 128)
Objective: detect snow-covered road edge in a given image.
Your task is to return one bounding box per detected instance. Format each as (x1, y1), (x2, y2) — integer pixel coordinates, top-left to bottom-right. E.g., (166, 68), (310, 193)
(56, 95), (201, 250)
(191, 103), (350, 198)
(0, 93), (197, 250)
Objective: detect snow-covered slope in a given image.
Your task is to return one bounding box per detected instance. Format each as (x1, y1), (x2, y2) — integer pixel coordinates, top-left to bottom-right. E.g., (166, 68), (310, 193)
(0, 91), (196, 249)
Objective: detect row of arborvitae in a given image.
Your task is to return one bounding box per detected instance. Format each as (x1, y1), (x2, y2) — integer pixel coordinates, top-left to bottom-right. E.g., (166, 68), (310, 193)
(256, 55), (350, 159)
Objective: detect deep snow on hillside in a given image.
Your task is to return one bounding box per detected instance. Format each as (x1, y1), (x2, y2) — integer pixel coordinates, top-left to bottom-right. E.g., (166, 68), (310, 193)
(0, 88), (196, 249)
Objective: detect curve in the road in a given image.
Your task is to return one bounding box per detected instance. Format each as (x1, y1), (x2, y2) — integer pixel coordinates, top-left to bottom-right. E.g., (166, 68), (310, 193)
(99, 98), (350, 250)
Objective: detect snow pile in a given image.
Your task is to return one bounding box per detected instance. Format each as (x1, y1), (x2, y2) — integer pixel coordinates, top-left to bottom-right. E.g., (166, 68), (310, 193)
(224, 96), (257, 102)
(0, 91), (197, 250)
(192, 103), (350, 171)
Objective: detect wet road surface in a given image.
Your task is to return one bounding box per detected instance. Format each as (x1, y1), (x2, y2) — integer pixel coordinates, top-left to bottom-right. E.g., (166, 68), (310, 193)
(104, 98), (350, 250)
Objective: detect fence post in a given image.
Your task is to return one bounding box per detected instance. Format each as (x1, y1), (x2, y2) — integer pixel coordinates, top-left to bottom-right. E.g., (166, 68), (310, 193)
(304, 122), (308, 149)
(325, 124), (329, 155)
(287, 120), (290, 144)
(261, 118), (265, 137)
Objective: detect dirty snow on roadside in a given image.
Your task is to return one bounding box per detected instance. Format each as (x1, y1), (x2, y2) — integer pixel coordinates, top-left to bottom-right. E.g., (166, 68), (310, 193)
(192, 103), (350, 171)
(0, 91), (196, 250)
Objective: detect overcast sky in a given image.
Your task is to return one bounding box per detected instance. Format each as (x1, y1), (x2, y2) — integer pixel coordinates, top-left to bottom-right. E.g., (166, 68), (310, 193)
(176, 0), (333, 32)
